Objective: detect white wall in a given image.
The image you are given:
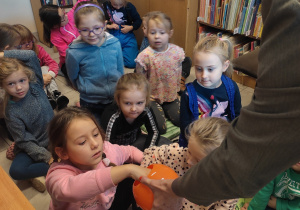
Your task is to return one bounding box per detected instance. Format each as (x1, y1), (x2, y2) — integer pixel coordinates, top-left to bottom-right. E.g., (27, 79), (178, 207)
(0, 0), (37, 33)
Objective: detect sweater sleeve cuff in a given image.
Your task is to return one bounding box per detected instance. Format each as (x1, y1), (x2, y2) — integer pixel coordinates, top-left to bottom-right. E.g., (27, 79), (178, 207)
(48, 71), (56, 78)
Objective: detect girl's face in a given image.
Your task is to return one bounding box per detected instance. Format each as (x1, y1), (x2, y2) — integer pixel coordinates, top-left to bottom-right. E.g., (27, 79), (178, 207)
(62, 117), (104, 170)
(19, 40), (34, 50)
(78, 13), (106, 46)
(292, 162), (300, 173)
(110, 0), (125, 9)
(147, 19), (173, 52)
(194, 51), (229, 89)
(2, 69), (29, 101)
(187, 135), (207, 166)
(58, 8), (69, 27)
(118, 87), (146, 124)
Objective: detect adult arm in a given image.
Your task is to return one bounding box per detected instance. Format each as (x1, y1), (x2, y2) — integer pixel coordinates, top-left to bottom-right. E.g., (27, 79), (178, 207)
(142, 0), (300, 207)
(172, 0), (300, 204)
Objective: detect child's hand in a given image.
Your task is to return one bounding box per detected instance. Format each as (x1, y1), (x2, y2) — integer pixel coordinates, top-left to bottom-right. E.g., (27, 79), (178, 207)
(130, 165), (151, 180)
(121, 25), (133, 34)
(107, 23), (119, 30)
(43, 74), (52, 85)
(268, 196), (276, 209)
(241, 202), (249, 210)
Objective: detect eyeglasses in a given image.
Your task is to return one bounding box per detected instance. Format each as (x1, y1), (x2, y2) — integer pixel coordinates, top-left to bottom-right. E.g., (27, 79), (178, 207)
(78, 26), (105, 37)
(14, 41), (34, 49)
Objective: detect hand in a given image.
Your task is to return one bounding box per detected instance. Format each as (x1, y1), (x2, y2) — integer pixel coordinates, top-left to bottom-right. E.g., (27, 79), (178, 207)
(121, 25), (133, 34)
(268, 196), (276, 209)
(241, 202), (249, 210)
(43, 74), (52, 85)
(140, 177), (183, 210)
(0, 52), (4, 58)
(130, 165), (151, 180)
(107, 23), (119, 30)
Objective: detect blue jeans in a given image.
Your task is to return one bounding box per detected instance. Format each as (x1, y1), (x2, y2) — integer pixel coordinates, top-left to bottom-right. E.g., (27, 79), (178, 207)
(9, 152), (49, 180)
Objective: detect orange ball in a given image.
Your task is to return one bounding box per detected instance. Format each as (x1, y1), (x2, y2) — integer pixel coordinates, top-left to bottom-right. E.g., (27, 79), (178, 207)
(132, 164), (179, 210)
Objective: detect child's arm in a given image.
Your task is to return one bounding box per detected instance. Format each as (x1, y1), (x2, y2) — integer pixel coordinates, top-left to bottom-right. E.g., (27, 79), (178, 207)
(142, 107), (159, 150)
(4, 50), (44, 88)
(37, 45), (59, 77)
(116, 41), (124, 75)
(65, 49), (79, 89)
(180, 89), (194, 135)
(121, 3), (142, 34)
(233, 81), (242, 118)
(275, 196), (300, 210)
(247, 180), (274, 210)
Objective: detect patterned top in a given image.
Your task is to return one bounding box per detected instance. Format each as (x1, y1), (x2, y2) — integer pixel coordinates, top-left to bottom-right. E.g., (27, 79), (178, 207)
(141, 143), (238, 210)
(135, 44), (185, 104)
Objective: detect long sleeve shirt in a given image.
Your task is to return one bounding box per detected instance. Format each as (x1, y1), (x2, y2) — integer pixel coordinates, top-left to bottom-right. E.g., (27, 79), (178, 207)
(37, 44), (59, 78)
(172, 0), (300, 206)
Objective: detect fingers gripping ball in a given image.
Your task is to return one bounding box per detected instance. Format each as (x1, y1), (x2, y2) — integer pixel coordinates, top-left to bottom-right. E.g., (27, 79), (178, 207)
(133, 164), (179, 210)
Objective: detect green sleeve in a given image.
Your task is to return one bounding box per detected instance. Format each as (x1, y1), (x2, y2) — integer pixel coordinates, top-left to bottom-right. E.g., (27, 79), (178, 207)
(248, 180), (274, 210)
(276, 197), (300, 210)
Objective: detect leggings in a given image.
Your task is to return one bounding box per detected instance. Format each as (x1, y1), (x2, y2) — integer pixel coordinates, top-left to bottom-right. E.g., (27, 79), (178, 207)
(9, 152), (49, 180)
(150, 99), (180, 134)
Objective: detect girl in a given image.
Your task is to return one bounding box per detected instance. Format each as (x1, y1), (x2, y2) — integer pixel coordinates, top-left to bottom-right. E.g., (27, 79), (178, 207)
(141, 117), (238, 209)
(102, 0), (141, 68)
(46, 106), (150, 209)
(66, 1), (124, 123)
(39, 0), (88, 82)
(180, 35), (241, 147)
(0, 50), (54, 193)
(13, 24), (69, 110)
(101, 73), (171, 151)
(135, 12), (185, 134)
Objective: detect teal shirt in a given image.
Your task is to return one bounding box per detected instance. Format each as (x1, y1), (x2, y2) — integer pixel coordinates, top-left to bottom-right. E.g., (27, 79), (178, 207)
(248, 168), (300, 210)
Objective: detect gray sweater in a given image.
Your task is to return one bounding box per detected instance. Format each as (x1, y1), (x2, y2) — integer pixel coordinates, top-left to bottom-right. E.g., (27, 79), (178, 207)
(172, 0), (300, 206)
(4, 50), (53, 163)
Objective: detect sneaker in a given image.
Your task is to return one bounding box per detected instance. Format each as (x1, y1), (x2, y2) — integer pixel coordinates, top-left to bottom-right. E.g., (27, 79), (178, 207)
(48, 96), (57, 110)
(29, 176), (46, 193)
(57, 95), (69, 111)
(52, 90), (61, 100)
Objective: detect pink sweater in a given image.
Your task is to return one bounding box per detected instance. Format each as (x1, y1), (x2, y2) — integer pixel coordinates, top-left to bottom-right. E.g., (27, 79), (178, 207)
(46, 141), (143, 210)
(37, 45), (59, 78)
(50, 0), (88, 67)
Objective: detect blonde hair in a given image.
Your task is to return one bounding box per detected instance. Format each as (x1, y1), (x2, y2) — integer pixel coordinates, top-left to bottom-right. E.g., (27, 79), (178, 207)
(186, 117), (230, 155)
(0, 58), (35, 117)
(114, 73), (150, 107)
(194, 35), (233, 77)
(13, 24), (39, 55)
(147, 11), (173, 33)
(74, 1), (106, 27)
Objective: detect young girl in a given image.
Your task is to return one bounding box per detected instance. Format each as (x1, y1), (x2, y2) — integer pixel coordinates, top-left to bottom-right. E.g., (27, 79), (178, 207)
(135, 12), (185, 134)
(39, 0), (88, 81)
(0, 50), (54, 193)
(101, 73), (171, 151)
(13, 24), (69, 110)
(141, 117), (238, 209)
(102, 0), (141, 68)
(66, 1), (124, 122)
(46, 106), (150, 209)
(180, 35), (241, 147)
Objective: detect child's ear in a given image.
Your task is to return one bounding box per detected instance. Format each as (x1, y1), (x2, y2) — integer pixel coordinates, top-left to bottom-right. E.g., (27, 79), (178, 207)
(222, 60), (230, 72)
(169, 29), (174, 38)
(55, 147), (69, 160)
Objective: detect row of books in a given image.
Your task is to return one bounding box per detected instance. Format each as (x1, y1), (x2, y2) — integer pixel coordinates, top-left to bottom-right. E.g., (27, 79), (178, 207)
(197, 26), (260, 58)
(40, 0), (74, 6)
(198, 0), (263, 38)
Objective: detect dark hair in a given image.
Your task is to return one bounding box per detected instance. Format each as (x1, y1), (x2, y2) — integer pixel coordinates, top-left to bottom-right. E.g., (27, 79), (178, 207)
(0, 23), (20, 51)
(74, 1), (105, 27)
(39, 5), (61, 44)
(48, 107), (106, 162)
(12, 24), (39, 55)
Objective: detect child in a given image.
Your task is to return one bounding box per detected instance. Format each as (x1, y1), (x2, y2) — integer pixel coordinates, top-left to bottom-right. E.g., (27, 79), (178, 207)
(13, 24), (69, 110)
(46, 106), (150, 209)
(101, 73), (171, 151)
(39, 0), (88, 82)
(179, 35), (241, 147)
(0, 50), (54, 192)
(135, 11), (185, 134)
(139, 11), (155, 53)
(141, 117), (238, 209)
(66, 1), (124, 123)
(242, 162), (300, 210)
(102, 0), (141, 68)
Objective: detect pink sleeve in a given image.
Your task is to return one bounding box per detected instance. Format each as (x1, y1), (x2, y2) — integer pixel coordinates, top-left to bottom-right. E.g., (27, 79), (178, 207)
(37, 45), (59, 76)
(46, 163), (115, 202)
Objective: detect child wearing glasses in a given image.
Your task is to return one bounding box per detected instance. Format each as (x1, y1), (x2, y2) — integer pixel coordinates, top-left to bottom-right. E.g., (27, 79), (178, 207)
(13, 24), (69, 110)
(39, 0), (88, 83)
(66, 1), (123, 123)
